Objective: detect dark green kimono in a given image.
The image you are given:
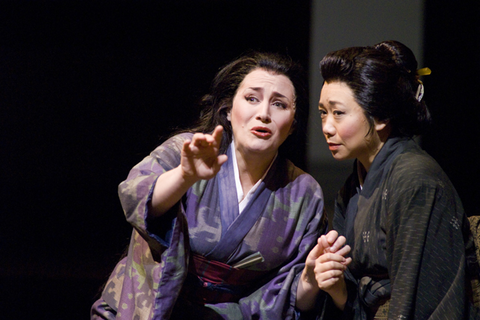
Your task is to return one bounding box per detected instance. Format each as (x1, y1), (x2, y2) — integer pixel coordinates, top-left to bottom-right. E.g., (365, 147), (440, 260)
(325, 137), (478, 319)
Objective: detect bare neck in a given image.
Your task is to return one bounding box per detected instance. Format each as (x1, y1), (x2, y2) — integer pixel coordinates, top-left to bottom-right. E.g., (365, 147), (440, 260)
(235, 151), (276, 194)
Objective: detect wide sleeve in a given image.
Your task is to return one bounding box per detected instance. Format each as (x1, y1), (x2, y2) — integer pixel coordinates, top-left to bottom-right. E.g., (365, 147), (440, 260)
(207, 175), (328, 320)
(384, 159), (471, 319)
(92, 134), (194, 320)
(118, 133), (191, 247)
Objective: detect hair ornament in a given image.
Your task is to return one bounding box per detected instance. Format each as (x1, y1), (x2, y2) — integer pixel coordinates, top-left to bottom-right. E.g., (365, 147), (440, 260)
(415, 83), (425, 101)
(417, 67), (431, 76)
(415, 67), (431, 101)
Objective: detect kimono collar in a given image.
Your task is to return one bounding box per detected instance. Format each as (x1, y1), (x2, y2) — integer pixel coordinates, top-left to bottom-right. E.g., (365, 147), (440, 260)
(358, 137), (411, 198)
(208, 146), (281, 260)
(230, 140), (277, 213)
(344, 137), (411, 247)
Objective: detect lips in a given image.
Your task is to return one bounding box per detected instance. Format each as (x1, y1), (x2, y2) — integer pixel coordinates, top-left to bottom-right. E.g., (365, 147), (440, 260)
(251, 126), (272, 138)
(327, 142), (341, 151)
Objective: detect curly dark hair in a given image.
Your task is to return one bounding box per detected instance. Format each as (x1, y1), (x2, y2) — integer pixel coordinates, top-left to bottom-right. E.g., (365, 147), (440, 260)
(187, 51), (308, 153)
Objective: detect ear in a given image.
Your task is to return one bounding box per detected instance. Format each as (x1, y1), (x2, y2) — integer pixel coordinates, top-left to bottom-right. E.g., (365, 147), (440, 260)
(374, 119), (389, 132)
(227, 111), (231, 121)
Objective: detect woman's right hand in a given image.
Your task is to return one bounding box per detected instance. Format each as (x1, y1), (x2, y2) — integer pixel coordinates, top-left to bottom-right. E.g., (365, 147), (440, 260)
(180, 125), (228, 182)
(150, 126), (228, 217)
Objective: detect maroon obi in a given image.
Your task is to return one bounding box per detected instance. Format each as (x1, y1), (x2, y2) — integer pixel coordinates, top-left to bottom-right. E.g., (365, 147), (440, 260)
(181, 253), (270, 305)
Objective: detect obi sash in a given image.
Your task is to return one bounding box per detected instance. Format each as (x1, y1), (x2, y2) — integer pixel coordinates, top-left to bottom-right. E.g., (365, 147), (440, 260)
(181, 253), (270, 305)
(373, 300), (390, 320)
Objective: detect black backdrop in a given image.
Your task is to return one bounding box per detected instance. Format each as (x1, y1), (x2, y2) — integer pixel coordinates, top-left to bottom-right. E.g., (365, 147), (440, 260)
(1, 1), (478, 319)
(0, 1), (311, 319)
(423, 1), (480, 217)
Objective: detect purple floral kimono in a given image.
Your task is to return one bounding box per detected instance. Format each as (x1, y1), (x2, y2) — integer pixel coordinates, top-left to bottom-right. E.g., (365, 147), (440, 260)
(91, 133), (327, 319)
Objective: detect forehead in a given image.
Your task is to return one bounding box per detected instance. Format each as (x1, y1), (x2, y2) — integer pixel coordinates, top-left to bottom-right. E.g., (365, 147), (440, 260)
(322, 81), (353, 94)
(320, 81), (356, 102)
(239, 69), (295, 95)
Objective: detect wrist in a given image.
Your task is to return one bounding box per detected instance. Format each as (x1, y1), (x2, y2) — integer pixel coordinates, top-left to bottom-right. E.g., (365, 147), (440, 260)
(328, 280), (348, 311)
(296, 268), (321, 312)
(178, 166), (199, 185)
(300, 268), (320, 294)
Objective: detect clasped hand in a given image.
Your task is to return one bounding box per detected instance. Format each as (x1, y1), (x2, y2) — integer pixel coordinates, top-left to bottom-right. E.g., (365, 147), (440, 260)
(304, 230), (352, 309)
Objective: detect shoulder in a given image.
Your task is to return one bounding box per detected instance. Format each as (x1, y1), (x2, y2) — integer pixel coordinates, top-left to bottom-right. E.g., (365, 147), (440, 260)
(151, 132), (193, 157)
(388, 143), (447, 187)
(155, 132), (194, 151)
(279, 158), (324, 197)
(385, 142), (460, 206)
(140, 133), (194, 171)
(278, 160), (326, 225)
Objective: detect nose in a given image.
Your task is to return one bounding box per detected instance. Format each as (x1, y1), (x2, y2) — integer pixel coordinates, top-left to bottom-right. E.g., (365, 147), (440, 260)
(322, 116), (335, 138)
(256, 101), (271, 123)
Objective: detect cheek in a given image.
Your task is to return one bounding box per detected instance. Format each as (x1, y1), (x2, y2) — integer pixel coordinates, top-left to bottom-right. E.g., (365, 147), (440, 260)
(339, 126), (358, 140)
(338, 120), (366, 142)
(230, 107), (245, 127)
(278, 118), (295, 136)
(230, 101), (254, 124)
(278, 111), (296, 129)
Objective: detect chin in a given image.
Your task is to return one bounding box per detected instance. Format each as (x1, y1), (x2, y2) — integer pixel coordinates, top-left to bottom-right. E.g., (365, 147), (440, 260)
(331, 153), (347, 161)
(247, 142), (274, 152)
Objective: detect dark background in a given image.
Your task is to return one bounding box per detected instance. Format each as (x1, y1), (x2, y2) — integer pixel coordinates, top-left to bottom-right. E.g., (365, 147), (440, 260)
(0, 1), (478, 319)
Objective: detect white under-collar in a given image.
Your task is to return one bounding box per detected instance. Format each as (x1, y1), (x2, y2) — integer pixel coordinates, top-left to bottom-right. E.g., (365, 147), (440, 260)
(231, 141), (276, 213)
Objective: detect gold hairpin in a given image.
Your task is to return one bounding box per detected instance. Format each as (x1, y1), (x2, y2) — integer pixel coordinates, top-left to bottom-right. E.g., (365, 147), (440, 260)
(417, 67), (431, 76)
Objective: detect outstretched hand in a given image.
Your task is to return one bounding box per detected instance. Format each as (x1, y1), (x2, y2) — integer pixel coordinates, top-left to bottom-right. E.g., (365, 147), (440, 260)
(180, 125), (228, 182)
(149, 126), (228, 217)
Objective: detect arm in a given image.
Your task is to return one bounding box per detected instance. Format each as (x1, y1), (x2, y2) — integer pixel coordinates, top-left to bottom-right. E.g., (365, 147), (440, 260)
(119, 126), (226, 238)
(385, 164), (469, 318)
(297, 230), (352, 312)
(149, 125), (227, 217)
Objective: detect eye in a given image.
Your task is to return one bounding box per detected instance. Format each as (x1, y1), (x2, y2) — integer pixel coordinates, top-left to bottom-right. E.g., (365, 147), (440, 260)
(318, 109), (327, 118)
(273, 101), (288, 109)
(333, 110), (345, 116)
(245, 96), (258, 103)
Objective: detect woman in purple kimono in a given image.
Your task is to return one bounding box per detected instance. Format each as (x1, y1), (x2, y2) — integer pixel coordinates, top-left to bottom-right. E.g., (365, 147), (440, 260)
(91, 52), (327, 320)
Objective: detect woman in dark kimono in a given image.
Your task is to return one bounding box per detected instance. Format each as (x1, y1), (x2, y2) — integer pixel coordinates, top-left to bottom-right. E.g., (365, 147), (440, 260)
(90, 52), (328, 320)
(298, 41), (479, 319)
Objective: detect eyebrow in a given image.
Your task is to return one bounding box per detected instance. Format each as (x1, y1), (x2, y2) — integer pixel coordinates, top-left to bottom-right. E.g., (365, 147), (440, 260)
(318, 100), (341, 108)
(247, 87), (291, 101)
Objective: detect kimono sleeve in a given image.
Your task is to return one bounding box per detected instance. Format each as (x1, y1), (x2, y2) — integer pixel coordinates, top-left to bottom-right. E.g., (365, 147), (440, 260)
(118, 133), (192, 247)
(91, 133), (194, 320)
(384, 162), (470, 319)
